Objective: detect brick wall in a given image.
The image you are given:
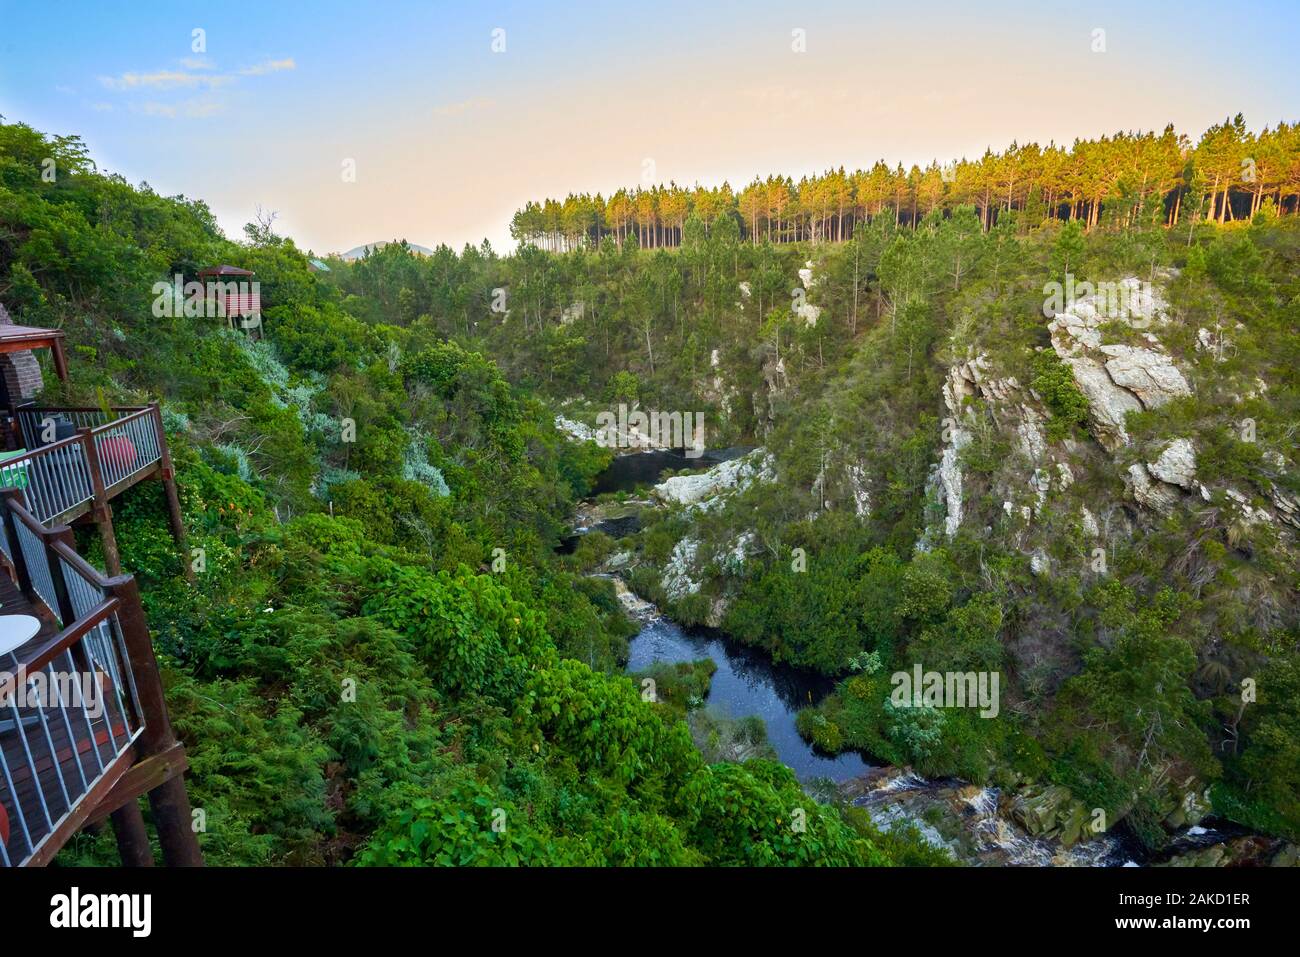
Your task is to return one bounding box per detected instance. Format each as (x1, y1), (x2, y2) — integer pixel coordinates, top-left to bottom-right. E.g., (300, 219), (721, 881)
(0, 303), (45, 402)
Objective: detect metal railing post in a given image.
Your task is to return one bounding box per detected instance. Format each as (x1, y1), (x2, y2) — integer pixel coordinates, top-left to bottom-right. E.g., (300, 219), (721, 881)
(42, 523), (78, 627)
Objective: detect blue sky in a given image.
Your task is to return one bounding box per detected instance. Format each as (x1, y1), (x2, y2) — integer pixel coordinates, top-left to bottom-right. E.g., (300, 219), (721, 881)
(2, 0), (1297, 253)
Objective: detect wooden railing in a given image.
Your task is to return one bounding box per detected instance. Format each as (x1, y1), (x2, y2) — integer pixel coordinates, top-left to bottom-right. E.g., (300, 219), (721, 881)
(4, 406), (167, 526)
(0, 491), (199, 867)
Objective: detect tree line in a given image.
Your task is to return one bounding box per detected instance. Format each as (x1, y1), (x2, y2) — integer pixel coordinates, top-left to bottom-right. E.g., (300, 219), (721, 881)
(511, 116), (1300, 250)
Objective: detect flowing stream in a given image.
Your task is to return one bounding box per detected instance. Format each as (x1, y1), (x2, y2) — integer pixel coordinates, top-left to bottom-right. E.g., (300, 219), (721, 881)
(569, 448), (1259, 867)
(578, 447), (870, 781)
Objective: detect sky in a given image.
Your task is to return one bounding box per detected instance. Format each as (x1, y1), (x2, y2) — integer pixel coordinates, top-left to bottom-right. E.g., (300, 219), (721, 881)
(2, 0), (1297, 255)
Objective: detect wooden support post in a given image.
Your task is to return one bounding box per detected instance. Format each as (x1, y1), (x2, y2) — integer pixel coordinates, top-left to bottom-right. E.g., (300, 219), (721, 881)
(107, 574), (203, 866)
(150, 404), (194, 584)
(110, 800), (155, 866)
(78, 428), (122, 577)
(50, 339), (69, 383)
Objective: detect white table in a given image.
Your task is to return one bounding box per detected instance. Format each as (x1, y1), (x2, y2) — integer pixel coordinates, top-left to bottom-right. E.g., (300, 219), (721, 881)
(0, 614), (40, 660)
(0, 614), (42, 733)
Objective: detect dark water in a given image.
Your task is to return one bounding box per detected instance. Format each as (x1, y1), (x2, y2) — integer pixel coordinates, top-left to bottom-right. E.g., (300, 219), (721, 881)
(626, 616), (872, 782)
(590, 446), (755, 495)
(588, 442), (870, 782)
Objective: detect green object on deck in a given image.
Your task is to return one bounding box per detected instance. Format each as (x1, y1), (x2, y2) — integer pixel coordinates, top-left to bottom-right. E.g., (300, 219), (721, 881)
(0, 449), (30, 489)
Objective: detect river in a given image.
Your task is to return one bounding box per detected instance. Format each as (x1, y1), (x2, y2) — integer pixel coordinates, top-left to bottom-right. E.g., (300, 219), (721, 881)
(572, 447), (1256, 866)
(579, 448), (871, 781)
(627, 611), (871, 783)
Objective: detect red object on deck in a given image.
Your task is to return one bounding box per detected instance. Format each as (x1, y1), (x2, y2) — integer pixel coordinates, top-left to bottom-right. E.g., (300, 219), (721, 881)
(0, 798), (10, 847)
(99, 435), (137, 471)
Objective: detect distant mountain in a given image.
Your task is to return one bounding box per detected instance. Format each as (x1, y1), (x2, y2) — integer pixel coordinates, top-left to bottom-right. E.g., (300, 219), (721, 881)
(340, 241), (436, 260)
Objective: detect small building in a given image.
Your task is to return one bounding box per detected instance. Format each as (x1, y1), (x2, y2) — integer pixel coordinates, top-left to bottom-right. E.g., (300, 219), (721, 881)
(198, 264), (260, 329)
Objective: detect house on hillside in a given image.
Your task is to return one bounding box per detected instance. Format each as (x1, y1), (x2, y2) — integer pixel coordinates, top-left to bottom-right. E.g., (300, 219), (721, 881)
(198, 264), (261, 333)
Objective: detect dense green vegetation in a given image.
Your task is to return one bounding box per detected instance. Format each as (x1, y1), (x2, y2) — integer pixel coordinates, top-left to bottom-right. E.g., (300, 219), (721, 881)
(321, 132), (1299, 854)
(4, 110), (1297, 865)
(0, 119), (930, 867)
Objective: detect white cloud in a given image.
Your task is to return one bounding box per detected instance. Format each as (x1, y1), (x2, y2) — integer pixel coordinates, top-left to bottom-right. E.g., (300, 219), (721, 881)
(98, 57), (293, 93)
(96, 57), (294, 120)
(100, 69), (232, 91)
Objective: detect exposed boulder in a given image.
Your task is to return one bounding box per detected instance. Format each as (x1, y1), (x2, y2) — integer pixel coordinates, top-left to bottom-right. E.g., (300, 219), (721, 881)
(931, 429), (970, 539)
(1270, 487), (1300, 530)
(1100, 345), (1191, 409)
(1080, 506), (1100, 537)
(652, 449), (775, 509)
(555, 414), (598, 443)
(1008, 784), (1093, 847)
(1128, 463), (1179, 515)
(794, 300), (821, 327)
(1148, 438), (1197, 490)
(1054, 354), (1143, 451)
(846, 463), (871, 518)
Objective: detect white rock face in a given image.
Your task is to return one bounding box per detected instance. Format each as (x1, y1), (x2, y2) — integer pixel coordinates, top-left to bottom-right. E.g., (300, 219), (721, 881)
(1055, 355), (1143, 450)
(846, 463), (871, 518)
(1148, 439), (1197, 490)
(661, 537), (701, 601)
(794, 300), (821, 327)
(935, 354), (1045, 538)
(652, 449), (775, 509)
(555, 415), (597, 443)
(1048, 277), (1189, 451)
(936, 437), (969, 537)
(1030, 551), (1051, 575)
(724, 531), (756, 571)
(1270, 488), (1300, 530)
(1080, 506), (1100, 537)
(1225, 488), (1272, 526)
(1100, 345), (1191, 409)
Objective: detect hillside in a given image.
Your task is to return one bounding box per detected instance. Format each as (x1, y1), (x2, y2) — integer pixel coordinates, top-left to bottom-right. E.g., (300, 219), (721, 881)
(0, 118), (941, 867)
(322, 121), (1300, 859)
(2, 112), (1297, 866)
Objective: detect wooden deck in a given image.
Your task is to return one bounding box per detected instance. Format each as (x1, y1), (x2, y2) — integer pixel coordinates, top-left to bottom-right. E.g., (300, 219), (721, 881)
(0, 562), (142, 866)
(0, 411), (201, 868)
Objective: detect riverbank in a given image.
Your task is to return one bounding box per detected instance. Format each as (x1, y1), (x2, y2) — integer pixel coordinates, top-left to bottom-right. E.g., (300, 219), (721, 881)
(567, 446), (1296, 868)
